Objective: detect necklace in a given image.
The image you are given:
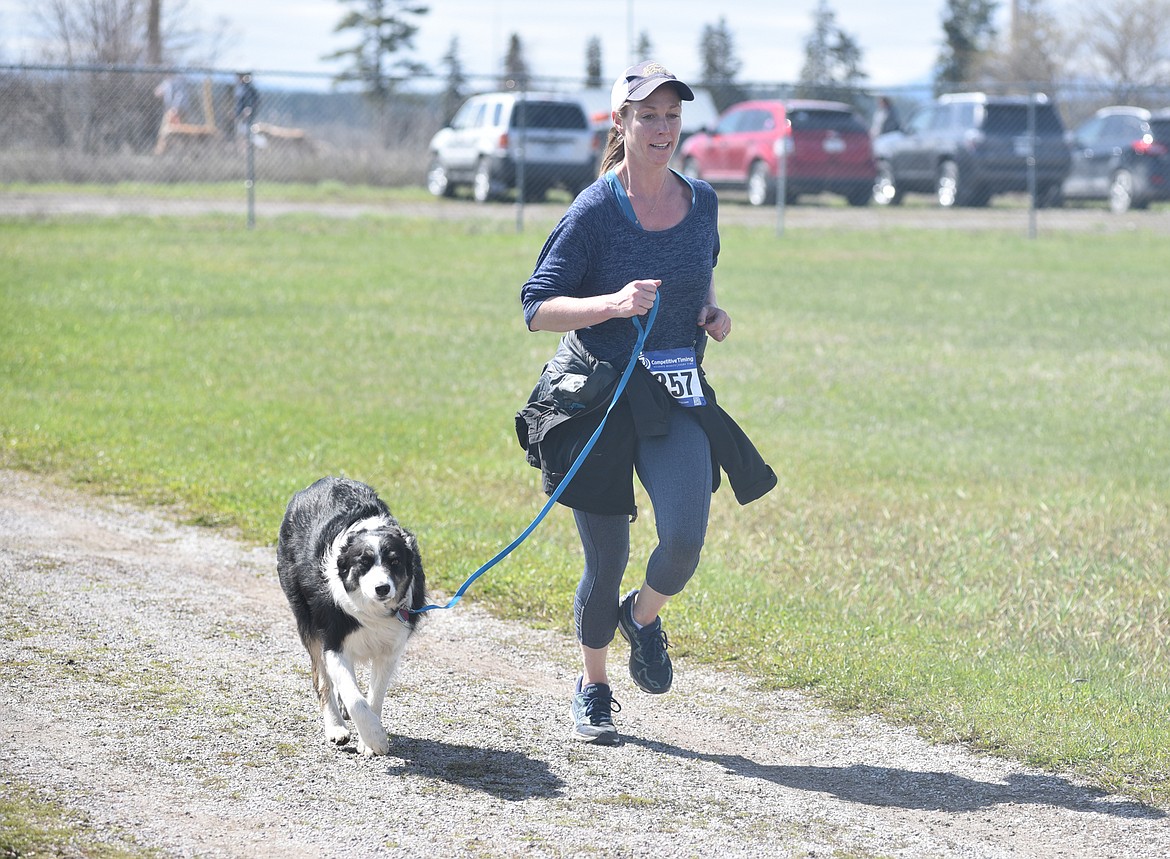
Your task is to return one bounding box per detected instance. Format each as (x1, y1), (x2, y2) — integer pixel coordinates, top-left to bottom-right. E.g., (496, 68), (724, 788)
(622, 165), (669, 221)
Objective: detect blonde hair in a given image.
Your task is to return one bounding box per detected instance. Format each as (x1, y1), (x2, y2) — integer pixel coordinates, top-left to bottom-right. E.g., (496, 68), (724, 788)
(599, 129), (625, 176)
(599, 103), (628, 176)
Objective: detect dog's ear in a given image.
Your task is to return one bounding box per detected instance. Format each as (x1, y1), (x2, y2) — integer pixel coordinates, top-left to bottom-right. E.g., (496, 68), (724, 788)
(403, 531), (428, 611)
(402, 530), (422, 573)
(336, 535), (365, 587)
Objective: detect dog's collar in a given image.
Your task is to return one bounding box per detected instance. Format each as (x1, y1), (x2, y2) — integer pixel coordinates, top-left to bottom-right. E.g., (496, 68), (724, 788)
(396, 607), (412, 625)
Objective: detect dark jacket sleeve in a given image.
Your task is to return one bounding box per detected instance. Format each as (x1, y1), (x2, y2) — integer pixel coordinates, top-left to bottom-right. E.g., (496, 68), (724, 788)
(515, 333), (637, 517)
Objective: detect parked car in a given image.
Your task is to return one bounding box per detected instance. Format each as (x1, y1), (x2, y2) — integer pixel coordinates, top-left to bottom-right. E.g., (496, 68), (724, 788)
(872, 92), (1071, 208)
(426, 92), (598, 203)
(1061, 106), (1170, 213)
(677, 99), (876, 207)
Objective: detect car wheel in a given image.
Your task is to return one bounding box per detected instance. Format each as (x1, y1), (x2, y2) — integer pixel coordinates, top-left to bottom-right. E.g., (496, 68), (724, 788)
(520, 180), (549, 202)
(681, 157), (701, 180)
(1109, 170), (1134, 214)
(872, 161), (902, 206)
(747, 160), (775, 207)
(937, 160), (960, 208)
(846, 186), (872, 207)
(968, 186), (991, 208)
(425, 155), (453, 198)
(1034, 183), (1063, 209)
(472, 159), (496, 203)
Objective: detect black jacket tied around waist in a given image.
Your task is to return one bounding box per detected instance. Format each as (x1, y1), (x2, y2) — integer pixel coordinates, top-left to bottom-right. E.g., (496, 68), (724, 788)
(515, 331), (777, 518)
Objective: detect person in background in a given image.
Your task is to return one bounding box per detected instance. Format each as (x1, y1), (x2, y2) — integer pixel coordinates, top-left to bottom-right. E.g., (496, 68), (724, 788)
(233, 72), (260, 144)
(154, 74), (187, 123)
(152, 74), (190, 154)
(870, 94), (901, 138)
(516, 61), (777, 745)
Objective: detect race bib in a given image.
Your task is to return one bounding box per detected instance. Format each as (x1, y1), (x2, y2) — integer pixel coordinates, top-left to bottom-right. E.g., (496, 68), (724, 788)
(639, 347), (706, 408)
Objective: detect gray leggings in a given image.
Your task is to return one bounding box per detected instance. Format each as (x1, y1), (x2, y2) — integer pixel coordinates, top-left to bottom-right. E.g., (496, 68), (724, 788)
(572, 408), (712, 649)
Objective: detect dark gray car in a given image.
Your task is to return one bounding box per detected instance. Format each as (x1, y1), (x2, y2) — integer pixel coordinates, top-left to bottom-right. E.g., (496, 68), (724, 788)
(872, 92), (1070, 208)
(1062, 106), (1170, 213)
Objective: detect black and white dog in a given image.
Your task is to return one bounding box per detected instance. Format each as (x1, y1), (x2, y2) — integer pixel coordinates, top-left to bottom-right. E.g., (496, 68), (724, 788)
(277, 476), (428, 756)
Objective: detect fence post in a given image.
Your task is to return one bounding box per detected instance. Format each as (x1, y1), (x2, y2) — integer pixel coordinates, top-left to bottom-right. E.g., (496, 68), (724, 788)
(1026, 86), (1037, 240)
(774, 133), (788, 237)
(514, 81), (527, 234)
(246, 120), (256, 230)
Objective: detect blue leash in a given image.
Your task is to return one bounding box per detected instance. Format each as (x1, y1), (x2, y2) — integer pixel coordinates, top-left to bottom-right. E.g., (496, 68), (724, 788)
(412, 293), (659, 615)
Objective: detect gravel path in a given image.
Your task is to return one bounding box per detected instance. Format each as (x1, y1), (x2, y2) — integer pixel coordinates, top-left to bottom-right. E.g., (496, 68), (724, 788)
(3, 190), (1169, 235)
(2, 468), (1167, 858)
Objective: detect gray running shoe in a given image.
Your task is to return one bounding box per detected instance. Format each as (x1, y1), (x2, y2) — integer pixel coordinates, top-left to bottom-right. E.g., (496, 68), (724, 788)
(570, 677), (621, 744)
(617, 589), (673, 694)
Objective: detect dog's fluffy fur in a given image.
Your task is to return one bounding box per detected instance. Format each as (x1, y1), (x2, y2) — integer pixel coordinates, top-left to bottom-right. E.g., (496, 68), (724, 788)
(277, 476), (427, 756)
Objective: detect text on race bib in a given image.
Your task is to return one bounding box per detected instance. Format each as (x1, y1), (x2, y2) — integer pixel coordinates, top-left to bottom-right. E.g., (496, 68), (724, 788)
(639, 348), (706, 408)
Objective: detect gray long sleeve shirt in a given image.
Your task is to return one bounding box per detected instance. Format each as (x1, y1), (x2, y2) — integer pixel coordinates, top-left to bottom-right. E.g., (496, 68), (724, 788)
(520, 173), (721, 367)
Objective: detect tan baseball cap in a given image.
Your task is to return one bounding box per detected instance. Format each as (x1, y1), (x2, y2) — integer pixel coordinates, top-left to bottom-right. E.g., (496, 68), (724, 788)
(610, 61), (695, 112)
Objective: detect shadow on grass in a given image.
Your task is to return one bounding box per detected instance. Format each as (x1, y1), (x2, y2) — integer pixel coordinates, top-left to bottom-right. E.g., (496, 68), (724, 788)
(375, 734), (565, 800)
(622, 736), (1164, 820)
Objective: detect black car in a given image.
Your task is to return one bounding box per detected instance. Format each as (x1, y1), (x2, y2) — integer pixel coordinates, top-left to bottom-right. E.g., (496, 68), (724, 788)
(1062, 106), (1170, 213)
(872, 92), (1071, 208)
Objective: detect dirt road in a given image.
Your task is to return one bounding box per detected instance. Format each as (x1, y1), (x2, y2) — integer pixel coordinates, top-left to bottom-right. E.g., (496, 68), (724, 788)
(3, 189), (1168, 236)
(2, 468), (1167, 857)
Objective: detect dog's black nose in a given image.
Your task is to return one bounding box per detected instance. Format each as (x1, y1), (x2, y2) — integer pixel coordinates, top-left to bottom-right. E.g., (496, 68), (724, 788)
(375, 584), (392, 599)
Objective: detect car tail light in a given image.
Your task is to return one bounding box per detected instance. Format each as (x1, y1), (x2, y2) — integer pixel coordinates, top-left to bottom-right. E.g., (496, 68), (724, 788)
(497, 132), (510, 150)
(1134, 136), (1168, 157)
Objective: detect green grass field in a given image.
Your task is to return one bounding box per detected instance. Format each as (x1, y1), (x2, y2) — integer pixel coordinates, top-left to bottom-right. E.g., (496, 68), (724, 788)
(2, 212), (1167, 805)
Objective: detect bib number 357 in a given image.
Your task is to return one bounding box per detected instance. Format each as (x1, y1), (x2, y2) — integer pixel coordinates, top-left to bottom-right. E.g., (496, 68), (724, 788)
(639, 347), (707, 408)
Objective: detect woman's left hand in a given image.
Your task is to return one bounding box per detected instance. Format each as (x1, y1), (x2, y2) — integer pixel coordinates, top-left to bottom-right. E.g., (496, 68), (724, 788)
(698, 304), (731, 342)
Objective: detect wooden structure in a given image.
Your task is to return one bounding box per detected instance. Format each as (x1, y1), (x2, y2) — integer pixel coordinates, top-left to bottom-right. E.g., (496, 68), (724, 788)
(154, 78), (218, 155)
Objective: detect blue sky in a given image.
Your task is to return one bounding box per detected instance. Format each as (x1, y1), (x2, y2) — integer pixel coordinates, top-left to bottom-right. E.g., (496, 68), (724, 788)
(0, 0), (1036, 87)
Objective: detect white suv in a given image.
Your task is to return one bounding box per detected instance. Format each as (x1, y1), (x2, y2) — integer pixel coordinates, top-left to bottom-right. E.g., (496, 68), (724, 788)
(426, 92), (598, 202)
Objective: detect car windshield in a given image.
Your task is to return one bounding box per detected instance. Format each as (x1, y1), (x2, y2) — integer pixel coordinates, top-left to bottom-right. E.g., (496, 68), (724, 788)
(511, 102), (587, 130)
(983, 104), (1064, 134)
(789, 109), (863, 132)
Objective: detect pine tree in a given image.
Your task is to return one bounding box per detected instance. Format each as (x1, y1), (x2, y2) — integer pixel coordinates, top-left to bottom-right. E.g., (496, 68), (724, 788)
(324, 0), (429, 99)
(935, 0), (998, 93)
(586, 36), (603, 88)
(635, 31), (654, 64)
(440, 37), (467, 123)
(698, 17), (745, 110)
(797, 0), (868, 102)
(501, 33), (529, 90)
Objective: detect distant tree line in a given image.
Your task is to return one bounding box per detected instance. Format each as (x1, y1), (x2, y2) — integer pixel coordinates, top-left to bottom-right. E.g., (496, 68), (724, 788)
(20, 0), (1170, 111)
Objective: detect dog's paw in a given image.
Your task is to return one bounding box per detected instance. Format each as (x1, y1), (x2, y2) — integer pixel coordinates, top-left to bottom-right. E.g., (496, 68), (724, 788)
(357, 728), (390, 757)
(325, 725), (351, 746)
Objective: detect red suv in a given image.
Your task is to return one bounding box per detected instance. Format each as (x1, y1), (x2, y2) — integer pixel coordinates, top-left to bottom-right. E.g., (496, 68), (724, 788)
(677, 99), (876, 206)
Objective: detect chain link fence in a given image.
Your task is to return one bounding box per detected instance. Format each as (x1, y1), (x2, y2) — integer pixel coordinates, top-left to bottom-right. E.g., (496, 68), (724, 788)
(1, 64), (1168, 232)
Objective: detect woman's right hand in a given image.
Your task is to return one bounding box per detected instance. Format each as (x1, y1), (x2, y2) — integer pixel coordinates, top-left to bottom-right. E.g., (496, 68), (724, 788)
(612, 279), (660, 318)
(528, 279), (660, 332)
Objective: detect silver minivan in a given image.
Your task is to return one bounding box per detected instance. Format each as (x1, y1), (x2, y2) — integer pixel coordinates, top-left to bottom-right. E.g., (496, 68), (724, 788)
(426, 92), (598, 202)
